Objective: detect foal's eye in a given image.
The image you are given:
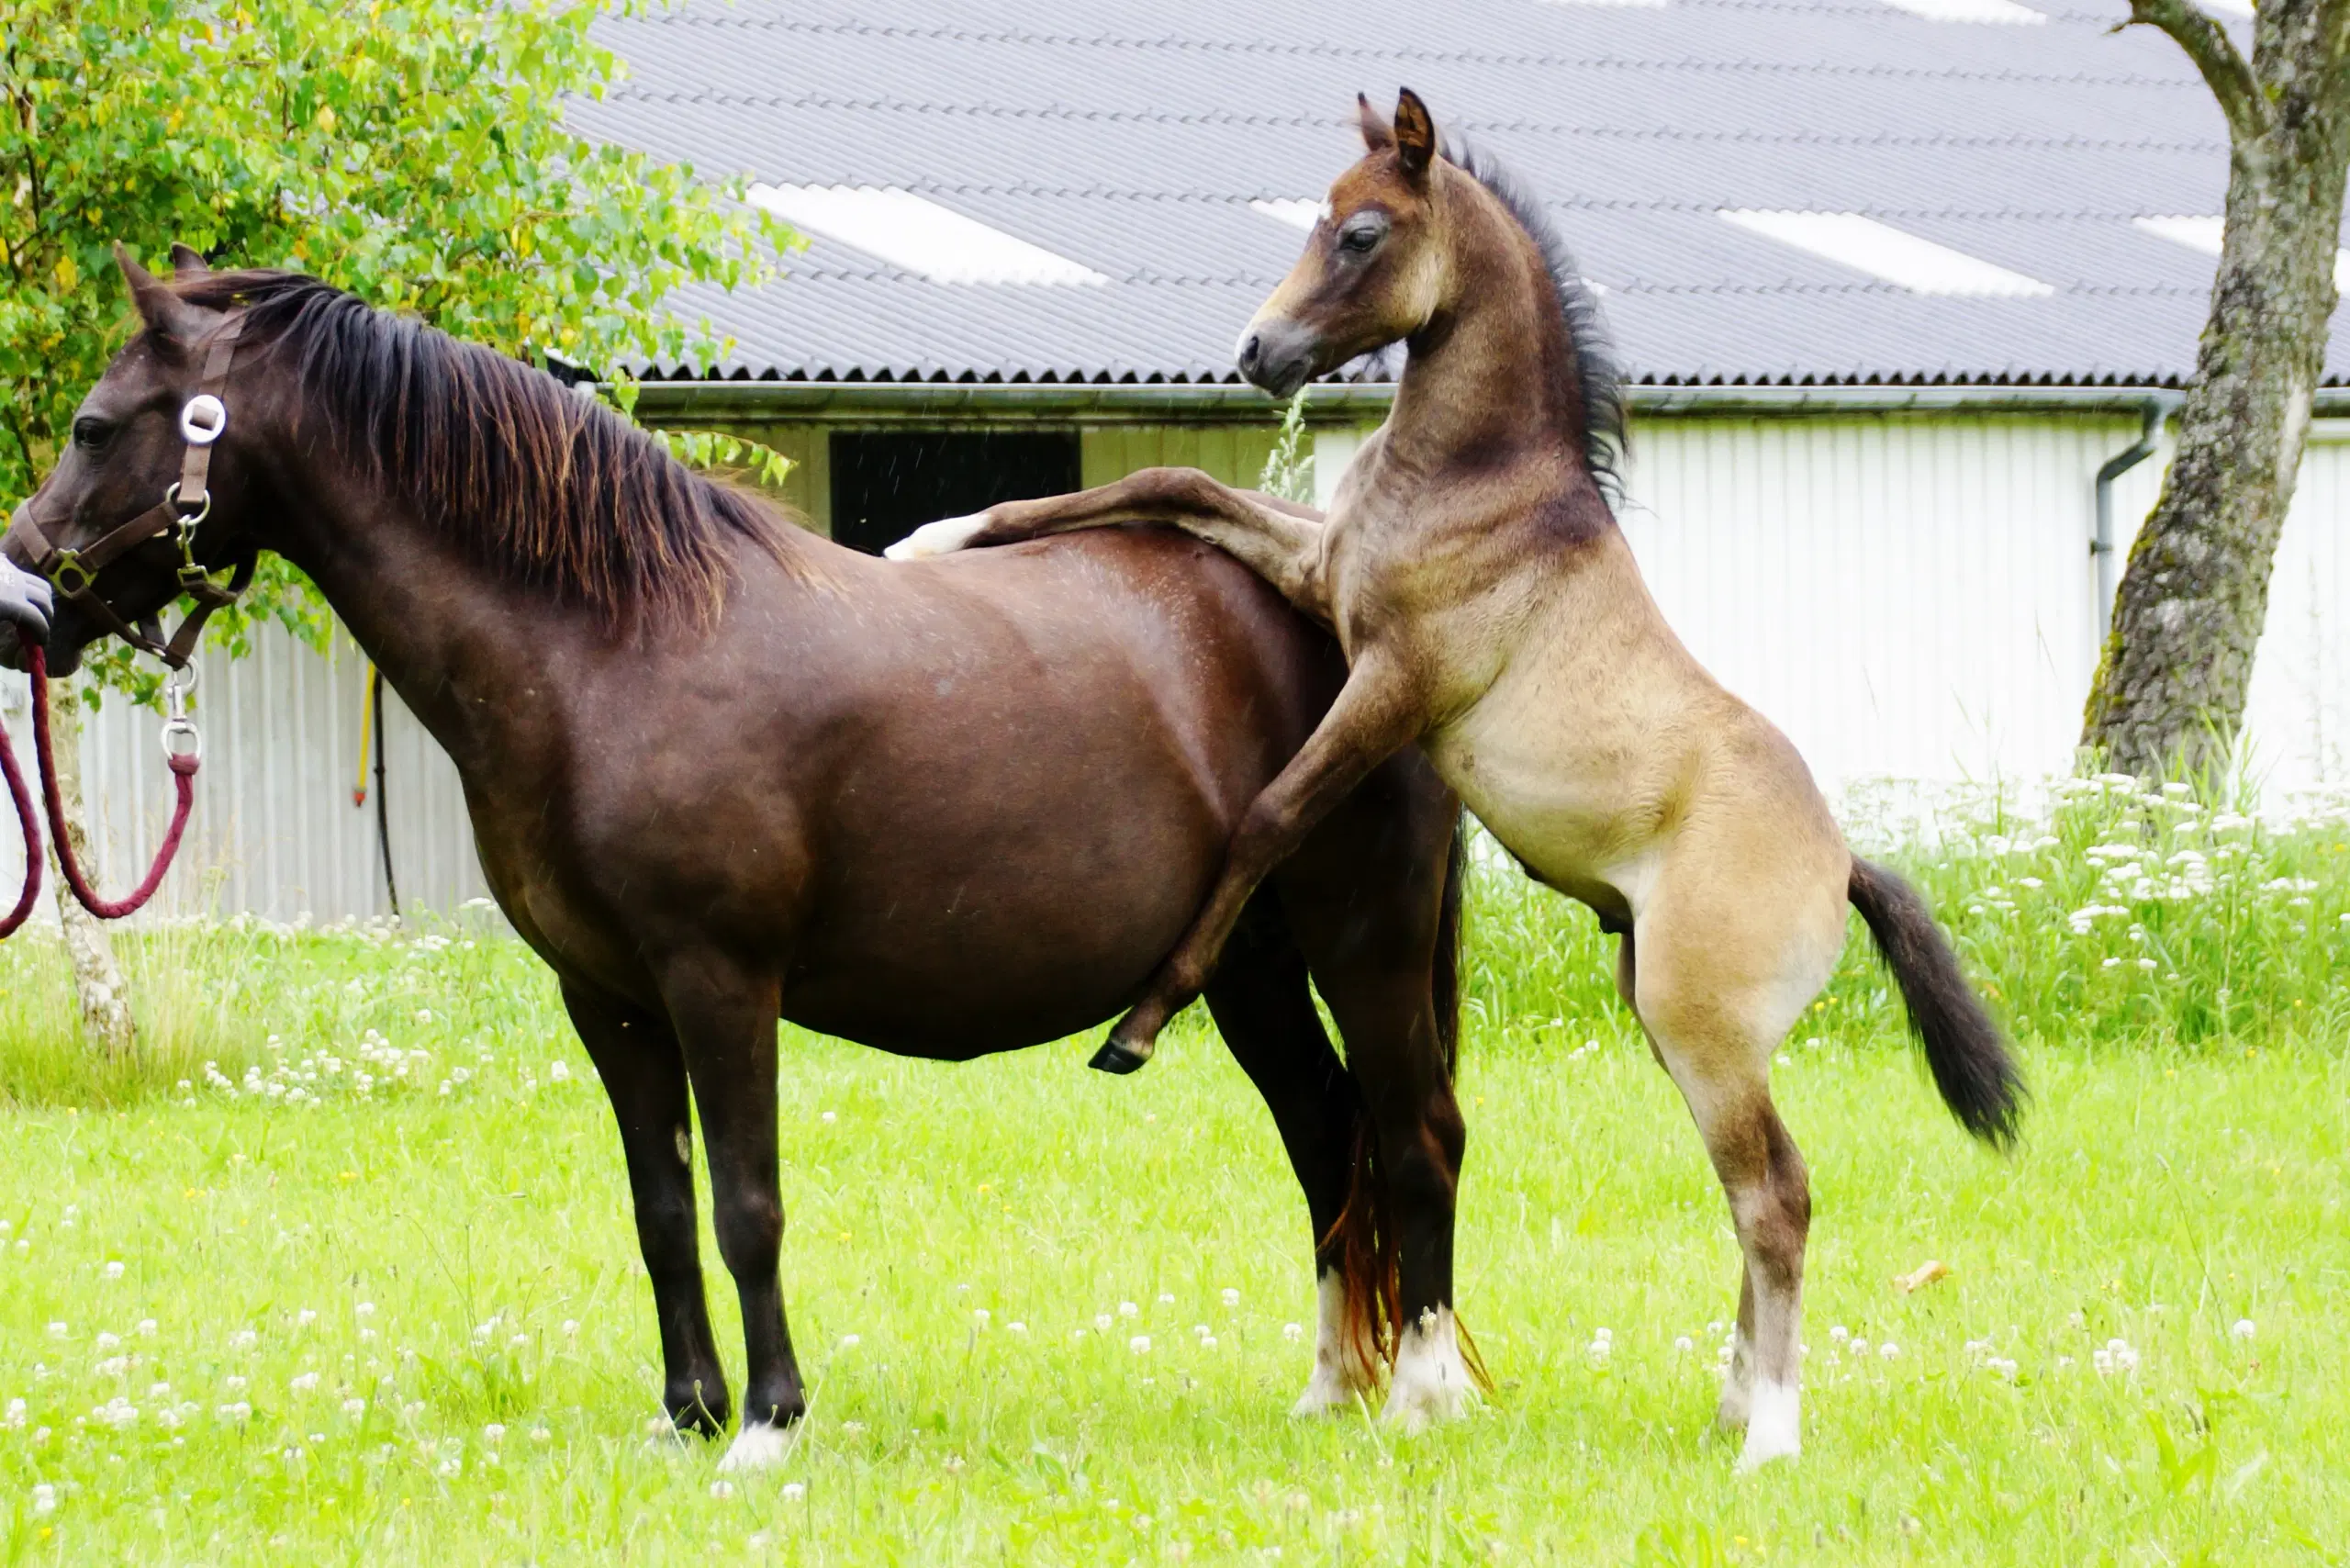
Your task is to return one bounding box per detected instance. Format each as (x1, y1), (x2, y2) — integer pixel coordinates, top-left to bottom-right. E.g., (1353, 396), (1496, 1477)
(1337, 220), (1386, 256)
(72, 417), (113, 452)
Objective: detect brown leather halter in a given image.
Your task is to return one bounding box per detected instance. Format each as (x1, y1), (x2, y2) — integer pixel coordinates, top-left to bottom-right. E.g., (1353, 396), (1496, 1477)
(4, 313), (256, 670)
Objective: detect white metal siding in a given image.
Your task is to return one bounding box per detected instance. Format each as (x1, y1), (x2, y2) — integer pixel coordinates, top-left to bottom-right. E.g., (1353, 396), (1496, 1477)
(7, 412), (2340, 920)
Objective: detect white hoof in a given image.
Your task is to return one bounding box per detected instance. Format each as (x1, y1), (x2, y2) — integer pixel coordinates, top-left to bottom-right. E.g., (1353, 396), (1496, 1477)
(1291, 1271), (1378, 1417)
(883, 513), (990, 560)
(717, 1421), (793, 1473)
(1380, 1306), (1476, 1432)
(1732, 1380), (1801, 1472)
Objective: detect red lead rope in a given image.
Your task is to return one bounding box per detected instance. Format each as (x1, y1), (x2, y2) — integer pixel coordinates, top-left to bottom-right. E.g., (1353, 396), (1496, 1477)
(0, 645), (200, 928)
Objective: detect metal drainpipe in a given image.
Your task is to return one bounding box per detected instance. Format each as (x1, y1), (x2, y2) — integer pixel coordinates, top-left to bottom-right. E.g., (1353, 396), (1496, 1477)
(2093, 393), (2183, 640)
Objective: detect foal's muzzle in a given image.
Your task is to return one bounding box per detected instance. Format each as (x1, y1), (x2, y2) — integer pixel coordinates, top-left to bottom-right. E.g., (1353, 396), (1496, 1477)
(1236, 318), (1320, 400)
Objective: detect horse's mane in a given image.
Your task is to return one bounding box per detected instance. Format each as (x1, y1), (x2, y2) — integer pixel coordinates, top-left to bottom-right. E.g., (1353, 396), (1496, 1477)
(166, 270), (789, 629)
(1438, 137), (1628, 500)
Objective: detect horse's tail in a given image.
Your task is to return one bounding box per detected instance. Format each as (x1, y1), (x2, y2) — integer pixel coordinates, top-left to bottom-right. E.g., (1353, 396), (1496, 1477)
(1331, 812), (1477, 1381)
(1848, 856), (2025, 1148)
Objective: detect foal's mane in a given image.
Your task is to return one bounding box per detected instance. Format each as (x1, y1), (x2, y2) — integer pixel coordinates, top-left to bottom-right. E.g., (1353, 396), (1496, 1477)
(1438, 137), (1627, 499)
(167, 270), (789, 629)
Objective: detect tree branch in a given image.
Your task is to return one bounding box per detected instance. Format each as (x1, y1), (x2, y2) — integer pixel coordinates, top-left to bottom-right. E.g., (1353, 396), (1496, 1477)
(2125, 0), (2272, 144)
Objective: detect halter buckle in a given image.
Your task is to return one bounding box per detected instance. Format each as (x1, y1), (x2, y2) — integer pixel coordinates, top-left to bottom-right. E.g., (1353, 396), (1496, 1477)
(179, 394), (227, 446)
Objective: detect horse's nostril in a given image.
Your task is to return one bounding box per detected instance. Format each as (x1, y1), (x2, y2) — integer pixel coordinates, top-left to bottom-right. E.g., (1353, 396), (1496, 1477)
(1239, 334), (1262, 368)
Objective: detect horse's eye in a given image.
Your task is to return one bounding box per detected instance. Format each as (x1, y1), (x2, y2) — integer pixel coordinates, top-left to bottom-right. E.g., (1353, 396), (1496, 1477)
(1338, 221), (1385, 255)
(72, 417), (113, 452)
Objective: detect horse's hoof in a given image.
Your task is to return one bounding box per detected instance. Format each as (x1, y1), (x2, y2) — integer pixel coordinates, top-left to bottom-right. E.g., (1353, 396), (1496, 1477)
(1089, 1037), (1152, 1074)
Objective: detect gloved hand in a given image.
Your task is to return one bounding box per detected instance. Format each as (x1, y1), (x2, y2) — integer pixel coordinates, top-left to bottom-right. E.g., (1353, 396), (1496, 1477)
(0, 559), (51, 645)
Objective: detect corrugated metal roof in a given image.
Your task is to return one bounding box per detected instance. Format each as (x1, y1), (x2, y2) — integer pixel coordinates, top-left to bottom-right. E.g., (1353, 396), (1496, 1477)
(578, 0), (2347, 387)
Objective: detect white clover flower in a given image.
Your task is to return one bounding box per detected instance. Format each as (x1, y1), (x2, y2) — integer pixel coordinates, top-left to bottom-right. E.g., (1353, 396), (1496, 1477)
(216, 1402), (252, 1422)
(95, 1332), (120, 1352)
(782, 1483), (807, 1502)
(31, 1484), (56, 1518)
(1221, 1288), (1240, 1308)
(1094, 1315), (1113, 1332)
(1007, 1321), (1027, 1336)
(1850, 1338), (1869, 1359)
(1880, 1342), (1899, 1360)
(296, 1310), (318, 1328)
(710, 1479), (735, 1499)
(1158, 1293), (1176, 1305)
(561, 1320), (579, 1337)
(1118, 1302), (1138, 1318)
(972, 1309), (990, 1329)
(45, 1323), (65, 1339)
(102, 1261), (124, 1282)
(1128, 1336), (1151, 1354)
(549, 1061), (570, 1082)
(1829, 1325), (1849, 1342)
(1673, 1336), (1694, 1353)
(1282, 1322), (1304, 1342)
(2231, 1319), (2256, 1339)
(224, 1376), (247, 1393)
(1201, 1335), (1217, 1350)
(484, 1423), (506, 1443)
(136, 1320), (155, 1338)
(95, 1358), (128, 1378)
(508, 1334), (530, 1350)
(820, 1111), (835, 1125)
(837, 1334), (861, 1350)
(290, 1372), (319, 1394)
(342, 1398), (366, 1417)
(4, 1399), (23, 1428)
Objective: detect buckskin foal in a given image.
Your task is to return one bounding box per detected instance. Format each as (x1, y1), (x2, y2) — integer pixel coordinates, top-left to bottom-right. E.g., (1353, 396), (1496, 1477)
(5, 248), (1472, 1462)
(893, 92), (2024, 1469)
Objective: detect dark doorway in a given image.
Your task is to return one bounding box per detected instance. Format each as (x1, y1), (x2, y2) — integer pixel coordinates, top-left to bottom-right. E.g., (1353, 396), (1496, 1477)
(828, 430), (1082, 554)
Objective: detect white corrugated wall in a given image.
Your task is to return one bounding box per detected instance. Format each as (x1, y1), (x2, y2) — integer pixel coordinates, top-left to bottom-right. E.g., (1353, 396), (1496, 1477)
(4, 409), (2339, 920)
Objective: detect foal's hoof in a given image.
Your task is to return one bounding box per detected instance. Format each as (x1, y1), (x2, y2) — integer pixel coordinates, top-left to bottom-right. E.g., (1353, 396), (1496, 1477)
(1089, 1036), (1153, 1075)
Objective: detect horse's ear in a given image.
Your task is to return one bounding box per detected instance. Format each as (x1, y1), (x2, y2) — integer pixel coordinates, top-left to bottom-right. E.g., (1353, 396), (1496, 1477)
(169, 243), (210, 279)
(115, 243), (203, 343)
(1358, 93), (1394, 153)
(1393, 89), (1436, 181)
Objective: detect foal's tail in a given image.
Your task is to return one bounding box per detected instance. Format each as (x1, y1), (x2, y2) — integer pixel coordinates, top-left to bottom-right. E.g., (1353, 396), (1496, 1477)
(1330, 813), (1482, 1382)
(1848, 856), (2025, 1149)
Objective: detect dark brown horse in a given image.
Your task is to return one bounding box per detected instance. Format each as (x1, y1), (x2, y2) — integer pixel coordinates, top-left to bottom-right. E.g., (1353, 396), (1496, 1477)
(5, 248), (1469, 1464)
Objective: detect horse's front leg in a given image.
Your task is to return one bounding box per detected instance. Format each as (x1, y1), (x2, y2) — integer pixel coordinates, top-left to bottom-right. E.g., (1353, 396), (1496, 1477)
(561, 980), (732, 1437)
(888, 466), (1332, 622)
(655, 954), (810, 1470)
(1094, 657), (1424, 1073)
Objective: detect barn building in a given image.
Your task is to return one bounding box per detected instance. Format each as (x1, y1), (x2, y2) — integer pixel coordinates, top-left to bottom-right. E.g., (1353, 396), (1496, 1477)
(42, 0), (2350, 918)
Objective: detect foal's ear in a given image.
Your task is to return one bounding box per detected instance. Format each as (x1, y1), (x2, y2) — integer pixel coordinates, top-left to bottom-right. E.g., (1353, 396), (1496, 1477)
(115, 243), (205, 344)
(1393, 89), (1436, 181)
(169, 243), (210, 279)
(1358, 93), (1394, 153)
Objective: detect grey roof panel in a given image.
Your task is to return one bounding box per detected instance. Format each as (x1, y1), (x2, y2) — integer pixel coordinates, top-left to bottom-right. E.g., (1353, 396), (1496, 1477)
(586, 0), (2345, 386)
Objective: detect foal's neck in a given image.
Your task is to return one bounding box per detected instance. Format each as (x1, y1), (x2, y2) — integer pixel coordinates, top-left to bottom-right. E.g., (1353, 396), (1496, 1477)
(1386, 178), (1602, 502)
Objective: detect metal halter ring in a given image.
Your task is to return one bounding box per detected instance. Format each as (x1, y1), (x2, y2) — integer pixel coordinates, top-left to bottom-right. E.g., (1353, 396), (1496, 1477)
(163, 481), (212, 528)
(179, 394), (228, 446)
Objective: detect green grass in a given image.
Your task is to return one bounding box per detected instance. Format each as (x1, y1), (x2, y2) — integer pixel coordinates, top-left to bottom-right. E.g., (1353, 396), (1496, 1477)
(1, 790), (2347, 1563)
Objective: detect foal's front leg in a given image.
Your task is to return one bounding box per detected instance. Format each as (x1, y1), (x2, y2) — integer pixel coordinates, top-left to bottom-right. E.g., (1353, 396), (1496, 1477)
(1092, 659), (1424, 1073)
(888, 466), (1332, 622)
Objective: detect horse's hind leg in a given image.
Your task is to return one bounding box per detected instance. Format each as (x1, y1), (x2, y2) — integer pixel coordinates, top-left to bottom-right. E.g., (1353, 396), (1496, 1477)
(561, 980), (730, 1437)
(1625, 867), (1843, 1471)
(656, 956), (810, 1471)
(1203, 899), (1382, 1414)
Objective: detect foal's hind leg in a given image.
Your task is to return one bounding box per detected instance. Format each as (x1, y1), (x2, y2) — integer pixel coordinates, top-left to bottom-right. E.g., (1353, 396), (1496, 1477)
(657, 956), (810, 1471)
(562, 981), (730, 1437)
(1623, 874), (1843, 1471)
(1203, 901), (1381, 1415)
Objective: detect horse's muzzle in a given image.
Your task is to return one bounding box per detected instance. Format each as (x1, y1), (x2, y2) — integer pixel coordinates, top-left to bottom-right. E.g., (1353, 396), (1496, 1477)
(1236, 319), (1319, 400)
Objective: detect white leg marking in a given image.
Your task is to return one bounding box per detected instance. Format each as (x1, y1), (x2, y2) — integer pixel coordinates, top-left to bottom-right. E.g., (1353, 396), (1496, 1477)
(1735, 1378), (1801, 1472)
(1716, 1325), (1755, 1429)
(1291, 1272), (1377, 1417)
(717, 1420), (793, 1472)
(1381, 1306), (1475, 1432)
(883, 512), (992, 560)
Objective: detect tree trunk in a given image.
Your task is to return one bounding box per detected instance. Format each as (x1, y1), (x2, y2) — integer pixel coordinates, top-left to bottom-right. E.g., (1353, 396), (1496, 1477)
(2082, 0), (2350, 778)
(46, 684), (136, 1058)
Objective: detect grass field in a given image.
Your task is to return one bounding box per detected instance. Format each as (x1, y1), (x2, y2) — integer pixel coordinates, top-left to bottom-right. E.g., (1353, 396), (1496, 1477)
(2, 779), (2347, 1563)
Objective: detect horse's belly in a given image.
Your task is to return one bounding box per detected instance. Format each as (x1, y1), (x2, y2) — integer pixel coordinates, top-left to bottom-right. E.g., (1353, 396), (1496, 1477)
(1424, 693), (1649, 902)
